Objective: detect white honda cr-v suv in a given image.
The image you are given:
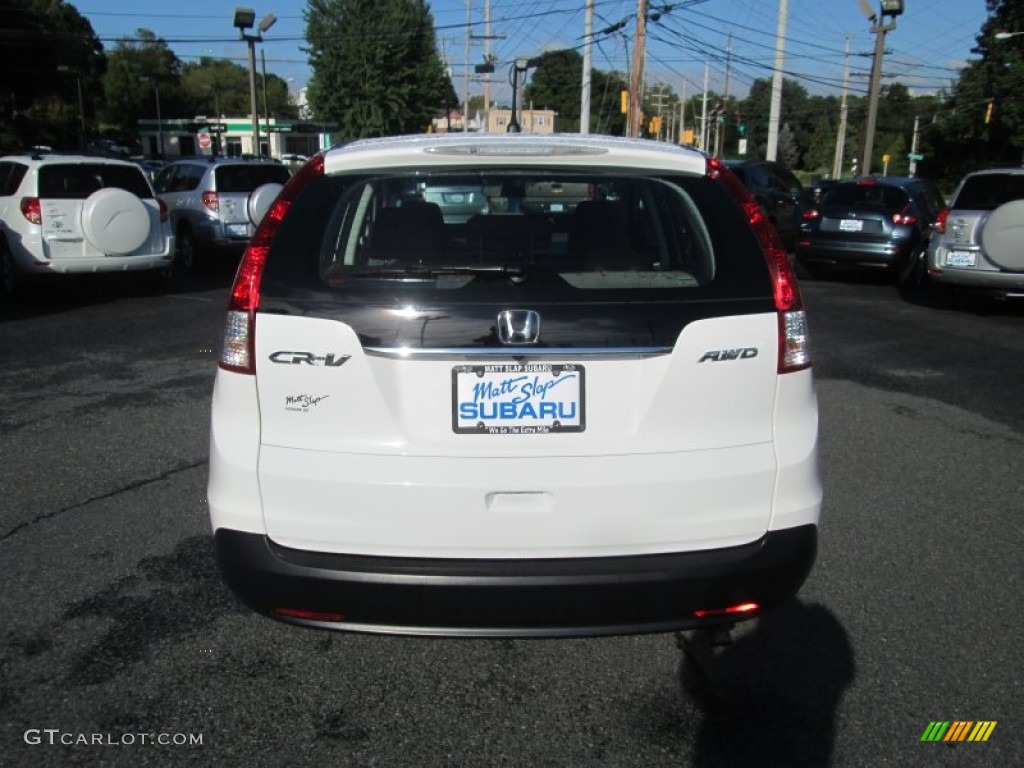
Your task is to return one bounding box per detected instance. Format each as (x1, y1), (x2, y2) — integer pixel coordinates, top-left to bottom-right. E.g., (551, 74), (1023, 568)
(208, 134), (821, 638)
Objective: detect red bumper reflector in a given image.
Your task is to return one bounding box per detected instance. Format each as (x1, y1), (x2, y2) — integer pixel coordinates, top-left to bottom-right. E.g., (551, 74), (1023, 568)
(694, 601), (759, 619)
(273, 607), (345, 622)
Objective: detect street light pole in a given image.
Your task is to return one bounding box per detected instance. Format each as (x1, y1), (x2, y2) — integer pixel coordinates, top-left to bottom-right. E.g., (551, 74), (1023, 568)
(233, 8), (276, 158)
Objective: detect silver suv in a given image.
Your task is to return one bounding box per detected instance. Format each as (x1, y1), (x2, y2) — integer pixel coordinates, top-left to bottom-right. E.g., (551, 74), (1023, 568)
(0, 152), (174, 299)
(154, 157), (291, 271)
(925, 168), (1024, 303)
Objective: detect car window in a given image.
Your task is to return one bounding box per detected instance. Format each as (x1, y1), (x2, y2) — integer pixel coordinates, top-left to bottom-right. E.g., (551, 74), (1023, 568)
(822, 183), (909, 209)
(37, 163), (152, 199)
(153, 165), (176, 193)
(771, 166), (803, 196)
(172, 165), (205, 192)
(214, 164), (291, 192)
(260, 171), (773, 302)
(0, 161), (29, 196)
(952, 174), (1024, 211)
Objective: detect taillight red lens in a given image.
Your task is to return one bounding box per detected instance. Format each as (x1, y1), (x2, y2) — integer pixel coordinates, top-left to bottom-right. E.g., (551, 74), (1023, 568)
(707, 157), (810, 373)
(933, 207), (949, 235)
(201, 191), (218, 211)
(272, 607), (345, 622)
(694, 601), (760, 619)
(20, 197), (41, 225)
(157, 198), (169, 223)
(220, 153), (325, 374)
(801, 208), (820, 220)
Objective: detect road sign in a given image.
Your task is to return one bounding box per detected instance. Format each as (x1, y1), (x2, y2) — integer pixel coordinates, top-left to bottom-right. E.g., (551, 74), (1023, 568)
(206, 124), (227, 134)
(197, 132), (212, 150)
(908, 152), (924, 161)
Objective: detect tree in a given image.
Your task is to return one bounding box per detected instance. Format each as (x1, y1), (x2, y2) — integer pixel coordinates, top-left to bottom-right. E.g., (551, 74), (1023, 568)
(303, 0), (455, 138)
(522, 49), (629, 135)
(0, 0), (104, 150)
(180, 58), (297, 120)
(926, 0), (1024, 185)
(101, 29), (183, 146)
(778, 123), (800, 169)
(803, 113), (835, 174)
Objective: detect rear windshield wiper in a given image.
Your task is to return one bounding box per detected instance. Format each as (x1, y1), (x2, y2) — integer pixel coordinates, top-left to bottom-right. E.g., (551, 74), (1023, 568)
(342, 264), (529, 280)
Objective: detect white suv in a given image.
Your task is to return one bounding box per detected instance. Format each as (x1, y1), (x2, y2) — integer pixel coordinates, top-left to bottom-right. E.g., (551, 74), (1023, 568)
(208, 134), (821, 638)
(0, 152), (175, 298)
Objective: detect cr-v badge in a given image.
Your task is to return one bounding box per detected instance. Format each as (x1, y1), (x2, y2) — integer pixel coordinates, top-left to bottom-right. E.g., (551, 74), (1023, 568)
(497, 310), (541, 345)
(269, 351), (351, 366)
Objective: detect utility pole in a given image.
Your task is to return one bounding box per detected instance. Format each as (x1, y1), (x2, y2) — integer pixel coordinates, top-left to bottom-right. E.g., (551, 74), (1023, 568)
(908, 114), (921, 177)
(832, 36), (850, 179)
(628, 0), (648, 137)
(861, 0), (903, 174)
(581, 0), (593, 133)
(700, 62), (709, 151)
(484, 0), (492, 130)
(464, 0), (471, 132)
(719, 31), (732, 157)
(765, 0), (788, 161)
(261, 49), (271, 156)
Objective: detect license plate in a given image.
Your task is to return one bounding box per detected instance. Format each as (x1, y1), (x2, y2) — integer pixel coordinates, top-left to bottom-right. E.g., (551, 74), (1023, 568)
(946, 250), (976, 267)
(839, 219), (863, 232)
(444, 193), (465, 203)
(453, 363), (585, 434)
(225, 223), (248, 237)
(549, 203), (564, 213)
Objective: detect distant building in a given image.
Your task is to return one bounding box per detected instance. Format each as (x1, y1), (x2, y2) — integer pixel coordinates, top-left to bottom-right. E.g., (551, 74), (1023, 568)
(137, 117), (337, 159)
(484, 108), (556, 134)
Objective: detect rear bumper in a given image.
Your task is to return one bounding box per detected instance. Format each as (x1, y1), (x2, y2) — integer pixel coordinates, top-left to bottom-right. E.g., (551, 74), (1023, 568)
(214, 524), (817, 638)
(928, 266), (1024, 293)
(796, 238), (915, 268)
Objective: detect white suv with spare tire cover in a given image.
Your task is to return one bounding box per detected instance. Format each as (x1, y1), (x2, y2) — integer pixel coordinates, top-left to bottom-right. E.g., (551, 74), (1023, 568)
(0, 152), (175, 298)
(208, 134), (822, 639)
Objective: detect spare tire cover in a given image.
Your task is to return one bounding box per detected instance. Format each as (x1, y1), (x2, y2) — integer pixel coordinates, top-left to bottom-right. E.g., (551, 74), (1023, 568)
(248, 183), (284, 227)
(980, 199), (1024, 272)
(80, 188), (151, 255)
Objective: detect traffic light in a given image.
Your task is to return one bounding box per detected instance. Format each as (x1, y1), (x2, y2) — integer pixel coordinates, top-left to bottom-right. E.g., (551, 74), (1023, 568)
(985, 100), (994, 124)
(620, 90), (629, 114)
(739, 123), (746, 135)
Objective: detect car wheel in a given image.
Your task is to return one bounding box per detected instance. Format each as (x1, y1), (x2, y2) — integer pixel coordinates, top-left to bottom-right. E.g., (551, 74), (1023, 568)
(178, 226), (202, 272)
(896, 247), (925, 288)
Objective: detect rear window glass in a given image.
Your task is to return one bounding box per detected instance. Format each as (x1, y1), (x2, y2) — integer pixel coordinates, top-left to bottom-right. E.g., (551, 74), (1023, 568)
(214, 164), (291, 192)
(823, 183), (909, 209)
(952, 174), (1024, 211)
(38, 164), (151, 199)
(261, 170), (772, 302)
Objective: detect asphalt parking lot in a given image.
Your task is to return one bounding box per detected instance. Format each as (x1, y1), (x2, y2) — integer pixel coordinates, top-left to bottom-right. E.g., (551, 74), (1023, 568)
(1, 271), (1021, 767)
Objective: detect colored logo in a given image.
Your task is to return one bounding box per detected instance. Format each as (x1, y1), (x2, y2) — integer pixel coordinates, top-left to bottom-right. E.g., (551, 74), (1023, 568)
(920, 721), (997, 742)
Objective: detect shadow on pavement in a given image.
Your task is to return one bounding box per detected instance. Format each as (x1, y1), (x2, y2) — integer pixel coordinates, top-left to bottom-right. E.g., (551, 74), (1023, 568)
(692, 600), (854, 768)
(0, 261), (237, 324)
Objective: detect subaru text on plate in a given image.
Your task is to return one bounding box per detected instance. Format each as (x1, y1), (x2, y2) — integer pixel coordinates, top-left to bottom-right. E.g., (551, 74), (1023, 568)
(207, 134), (822, 638)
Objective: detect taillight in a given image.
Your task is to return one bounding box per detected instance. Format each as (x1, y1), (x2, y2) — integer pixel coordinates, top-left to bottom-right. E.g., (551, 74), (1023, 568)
(157, 198), (169, 223)
(694, 601), (759, 619)
(20, 197), (41, 225)
(801, 208), (820, 220)
(933, 207), (950, 235)
(892, 205), (917, 225)
(201, 191), (219, 211)
(707, 157), (810, 374)
(219, 153), (325, 374)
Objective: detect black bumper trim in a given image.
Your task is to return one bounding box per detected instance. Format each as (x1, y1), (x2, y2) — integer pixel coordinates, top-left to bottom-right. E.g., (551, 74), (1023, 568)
(214, 526), (817, 638)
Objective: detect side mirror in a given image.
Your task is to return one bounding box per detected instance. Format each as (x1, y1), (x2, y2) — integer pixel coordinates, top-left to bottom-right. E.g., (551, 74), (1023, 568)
(248, 183), (284, 227)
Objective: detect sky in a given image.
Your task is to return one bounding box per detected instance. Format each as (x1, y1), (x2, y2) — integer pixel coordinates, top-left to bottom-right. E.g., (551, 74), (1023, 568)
(75, 0), (992, 106)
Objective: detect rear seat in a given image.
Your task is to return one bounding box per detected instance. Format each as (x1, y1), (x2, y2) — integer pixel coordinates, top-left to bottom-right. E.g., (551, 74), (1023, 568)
(465, 213), (550, 263)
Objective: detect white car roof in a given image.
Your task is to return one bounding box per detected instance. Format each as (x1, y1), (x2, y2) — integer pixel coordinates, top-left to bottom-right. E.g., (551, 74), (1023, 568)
(322, 133), (710, 175)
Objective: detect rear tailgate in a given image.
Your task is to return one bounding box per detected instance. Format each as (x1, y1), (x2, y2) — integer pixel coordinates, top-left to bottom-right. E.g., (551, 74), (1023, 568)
(253, 310), (780, 558)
